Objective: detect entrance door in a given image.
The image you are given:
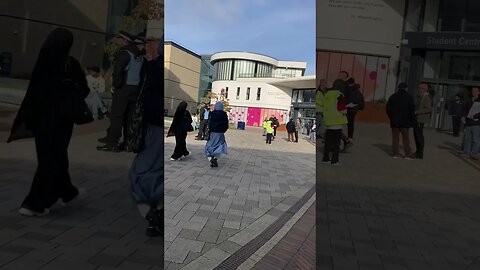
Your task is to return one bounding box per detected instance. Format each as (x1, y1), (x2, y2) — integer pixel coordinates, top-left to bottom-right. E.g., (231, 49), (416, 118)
(247, 107), (262, 126)
(425, 83), (467, 131)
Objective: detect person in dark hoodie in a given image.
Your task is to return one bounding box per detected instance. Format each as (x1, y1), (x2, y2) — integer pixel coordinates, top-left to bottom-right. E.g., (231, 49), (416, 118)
(8, 28), (88, 216)
(128, 42), (164, 237)
(98, 32), (146, 152)
(345, 80), (365, 140)
(167, 101), (193, 160)
(205, 102), (229, 167)
(286, 118), (296, 142)
(386, 83), (416, 159)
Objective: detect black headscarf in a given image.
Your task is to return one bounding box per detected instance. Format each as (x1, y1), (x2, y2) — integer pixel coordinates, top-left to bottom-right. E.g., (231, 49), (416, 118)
(7, 28), (74, 142)
(167, 101), (190, 137)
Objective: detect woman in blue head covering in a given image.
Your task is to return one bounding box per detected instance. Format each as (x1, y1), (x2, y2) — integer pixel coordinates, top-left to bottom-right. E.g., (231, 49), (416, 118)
(205, 101), (229, 167)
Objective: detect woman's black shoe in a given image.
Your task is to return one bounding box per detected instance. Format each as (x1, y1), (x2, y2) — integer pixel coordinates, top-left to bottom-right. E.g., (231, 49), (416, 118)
(210, 158), (218, 167)
(145, 208), (163, 237)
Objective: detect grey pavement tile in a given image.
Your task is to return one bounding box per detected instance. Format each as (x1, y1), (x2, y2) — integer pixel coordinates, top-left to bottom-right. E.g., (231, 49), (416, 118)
(2, 258), (47, 270)
(0, 252), (21, 266)
(0, 244), (34, 255)
(40, 259), (97, 270)
(87, 253), (125, 267)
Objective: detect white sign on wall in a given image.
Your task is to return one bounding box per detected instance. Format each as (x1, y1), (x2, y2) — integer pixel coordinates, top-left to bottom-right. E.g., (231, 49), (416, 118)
(317, 0), (405, 48)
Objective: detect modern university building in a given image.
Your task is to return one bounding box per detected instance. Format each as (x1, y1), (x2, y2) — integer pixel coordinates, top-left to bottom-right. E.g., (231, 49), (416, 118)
(210, 52), (315, 127)
(317, 0), (480, 130)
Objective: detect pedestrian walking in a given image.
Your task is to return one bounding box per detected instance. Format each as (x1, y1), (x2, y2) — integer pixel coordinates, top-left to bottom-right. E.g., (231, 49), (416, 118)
(128, 43), (163, 237)
(460, 87), (480, 160)
(97, 32), (146, 152)
(286, 118), (296, 142)
(386, 83), (416, 159)
(321, 79), (348, 165)
(413, 83), (433, 159)
(8, 28), (89, 216)
(167, 101), (193, 161)
(310, 119), (317, 142)
(205, 102), (229, 167)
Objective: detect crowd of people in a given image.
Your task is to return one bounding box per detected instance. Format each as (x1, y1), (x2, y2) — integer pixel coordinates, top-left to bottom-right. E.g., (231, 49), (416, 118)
(7, 28), (164, 237)
(316, 69), (479, 164)
(316, 71), (365, 165)
(167, 101), (229, 168)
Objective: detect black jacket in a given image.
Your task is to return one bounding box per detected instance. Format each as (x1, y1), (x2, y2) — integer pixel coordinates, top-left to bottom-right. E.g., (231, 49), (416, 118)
(448, 101), (464, 117)
(208, 110), (229, 133)
(346, 86), (365, 112)
(142, 56), (163, 127)
(386, 90), (416, 128)
(112, 44), (146, 90)
(465, 97), (480, 127)
(286, 120), (296, 133)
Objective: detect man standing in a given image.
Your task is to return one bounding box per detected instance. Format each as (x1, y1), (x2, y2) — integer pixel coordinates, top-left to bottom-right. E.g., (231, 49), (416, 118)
(322, 79), (348, 165)
(265, 118), (274, 144)
(286, 118), (295, 142)
(316, 79), (327, 142)
(345, 80), (365, 140)
(413, 83), (432, 159)
(386, 83), (416, 159)
(448, 94), (464, 137)
(295, 118), (301, 143)
(273, 116), (279, 139)
(196, 103), (209, 140)
(98, 32), (146, 152)
(461, 87), (480, 160)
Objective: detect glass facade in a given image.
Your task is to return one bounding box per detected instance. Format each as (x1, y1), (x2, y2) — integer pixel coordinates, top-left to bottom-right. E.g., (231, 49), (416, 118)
(438, 0), (480, 32)
(292, 89), (316, 103)
(199, 55), (213, 102)
(213, 59), (274, 80)
(448, 55), (480, 81)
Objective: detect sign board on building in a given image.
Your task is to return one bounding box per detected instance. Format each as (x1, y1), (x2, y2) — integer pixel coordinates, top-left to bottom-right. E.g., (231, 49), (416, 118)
(405, 32), (480, 51)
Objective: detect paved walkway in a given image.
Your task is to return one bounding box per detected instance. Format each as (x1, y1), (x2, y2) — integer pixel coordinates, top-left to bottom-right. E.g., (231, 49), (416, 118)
(0, 107), (164, 270)
(317, 124), (480, 270)
(164, 126), (315, 269)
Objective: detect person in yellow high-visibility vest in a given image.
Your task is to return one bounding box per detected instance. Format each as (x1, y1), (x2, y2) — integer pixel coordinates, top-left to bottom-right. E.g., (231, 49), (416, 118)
(265, 119), (274, 144)
(321, 79), (348, 165)
(262, 118), (268, 136)
(316, 79), (327, 142)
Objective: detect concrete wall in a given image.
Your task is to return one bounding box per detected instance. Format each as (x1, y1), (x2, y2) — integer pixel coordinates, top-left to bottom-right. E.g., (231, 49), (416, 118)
(0, 0), (109, 78)
(164, 43), (201, 115)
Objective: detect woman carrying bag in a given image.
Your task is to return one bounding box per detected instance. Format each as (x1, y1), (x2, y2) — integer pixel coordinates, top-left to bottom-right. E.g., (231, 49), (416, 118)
(8, 28), (91, 216)
(167, 101), (193, 161)
(205, 102), (229, 167)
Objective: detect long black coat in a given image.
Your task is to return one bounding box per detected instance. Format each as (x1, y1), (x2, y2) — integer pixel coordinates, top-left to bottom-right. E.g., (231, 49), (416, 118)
(386, 90), (416, 128)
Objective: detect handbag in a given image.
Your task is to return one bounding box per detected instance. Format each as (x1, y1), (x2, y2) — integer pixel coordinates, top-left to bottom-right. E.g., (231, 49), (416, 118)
(126, 79), (147, 153)
(63, 59), (93, 125)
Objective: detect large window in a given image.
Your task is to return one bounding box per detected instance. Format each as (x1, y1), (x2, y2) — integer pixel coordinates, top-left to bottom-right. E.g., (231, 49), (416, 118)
(438, 0), (480, 32)
(213, 60), (233, 80)
(448, 56), (480, 81)
(257, 87), (261, 100)
(246, 87), (250, 100)
(234, 60), (256, 79)
(292, 89), (316, 103)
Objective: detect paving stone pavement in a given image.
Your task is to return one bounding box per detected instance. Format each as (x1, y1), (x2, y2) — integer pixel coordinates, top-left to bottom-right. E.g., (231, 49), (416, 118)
(317, 123), (480, 270)
(0, 109), (164, 270)
(164, 127), (315, 269)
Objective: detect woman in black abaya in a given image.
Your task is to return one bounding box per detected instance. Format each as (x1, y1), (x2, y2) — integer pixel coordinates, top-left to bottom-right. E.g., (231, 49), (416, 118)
(8, 28), (88, 216)
(167, 101), (192, 161)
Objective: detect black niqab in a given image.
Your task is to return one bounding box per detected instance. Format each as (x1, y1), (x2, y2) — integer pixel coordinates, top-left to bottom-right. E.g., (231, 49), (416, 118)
(8, 28), (74, 142)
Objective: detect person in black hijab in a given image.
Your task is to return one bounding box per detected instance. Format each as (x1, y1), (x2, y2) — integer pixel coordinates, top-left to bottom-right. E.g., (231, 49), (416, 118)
(8, 28), (89, 216)
(128, 41), (164, 237)
(167, 101), (193, 160)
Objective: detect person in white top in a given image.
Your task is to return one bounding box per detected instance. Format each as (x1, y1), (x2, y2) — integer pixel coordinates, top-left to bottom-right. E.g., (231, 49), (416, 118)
(85, 67), (108, 119)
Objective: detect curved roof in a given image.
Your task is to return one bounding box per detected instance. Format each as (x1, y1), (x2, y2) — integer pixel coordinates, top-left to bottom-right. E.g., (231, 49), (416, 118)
(211, 52), (278, 66)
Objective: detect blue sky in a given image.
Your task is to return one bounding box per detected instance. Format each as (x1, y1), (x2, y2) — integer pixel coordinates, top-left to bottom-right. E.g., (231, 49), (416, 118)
(165, 0), (315, 75)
